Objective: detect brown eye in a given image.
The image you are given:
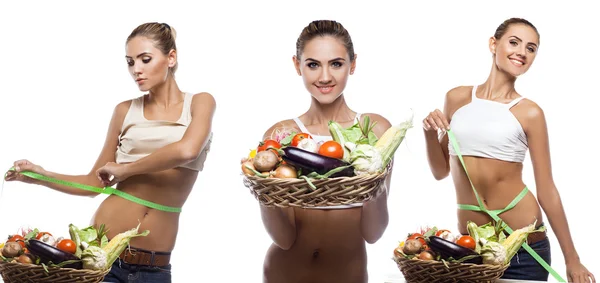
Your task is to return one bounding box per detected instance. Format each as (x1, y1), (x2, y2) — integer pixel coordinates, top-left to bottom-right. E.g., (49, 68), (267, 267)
(142, 57), (152, 64)
(127, 59), (134, 66)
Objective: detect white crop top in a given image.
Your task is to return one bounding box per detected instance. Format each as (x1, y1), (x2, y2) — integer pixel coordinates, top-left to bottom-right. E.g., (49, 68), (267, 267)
(115, 92), (212, 171)
(292, 113), (364, 210)
(448, 85), (528, 163)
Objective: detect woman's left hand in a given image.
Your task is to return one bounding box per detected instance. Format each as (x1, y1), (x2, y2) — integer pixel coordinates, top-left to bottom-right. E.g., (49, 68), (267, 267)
(96, 162), (130, 187)
(567, 260), (596, 283)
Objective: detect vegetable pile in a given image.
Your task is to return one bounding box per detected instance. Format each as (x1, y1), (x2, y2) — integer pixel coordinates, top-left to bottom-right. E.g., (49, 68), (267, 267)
(241, 114), (413, 189)
(0, 223), (149, 272)
(393, 220), (546, 266)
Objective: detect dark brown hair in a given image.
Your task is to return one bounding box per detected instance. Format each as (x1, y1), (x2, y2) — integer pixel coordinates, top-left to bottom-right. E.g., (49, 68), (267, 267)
(296, 20), (355, 61)
(494, 18), (539, 41)
(127, 22), (178, 73)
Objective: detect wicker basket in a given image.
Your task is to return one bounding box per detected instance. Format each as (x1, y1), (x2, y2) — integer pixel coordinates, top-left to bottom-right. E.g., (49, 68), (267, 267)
(243, 164), (391, 208)
(393, 255), (509, 283)
(0, 261), (109, 283)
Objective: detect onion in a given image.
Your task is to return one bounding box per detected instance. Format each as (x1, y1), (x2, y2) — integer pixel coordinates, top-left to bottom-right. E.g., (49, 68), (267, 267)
(241, 160), (256, 176)
(274, 165), (297, 178)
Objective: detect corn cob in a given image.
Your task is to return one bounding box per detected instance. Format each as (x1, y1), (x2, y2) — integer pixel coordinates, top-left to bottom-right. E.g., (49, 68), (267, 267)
(374, 111), (414, 168)
(502, 222), (546, 264)
(103, 224), (150, 267)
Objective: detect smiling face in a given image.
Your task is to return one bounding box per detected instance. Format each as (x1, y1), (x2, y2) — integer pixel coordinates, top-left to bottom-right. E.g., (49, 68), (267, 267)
(293, 36), (356, 105)
(490, 23), (540, 77)
(125, 36), (176, 92)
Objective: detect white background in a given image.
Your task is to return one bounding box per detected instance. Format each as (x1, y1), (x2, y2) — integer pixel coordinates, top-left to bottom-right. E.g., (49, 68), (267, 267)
(1, 1), (598, 282)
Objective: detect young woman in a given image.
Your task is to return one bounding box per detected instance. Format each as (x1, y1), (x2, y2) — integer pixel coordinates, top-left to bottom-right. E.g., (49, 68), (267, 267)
(259, 20), (393, 283)
(423, 18), (595, 283)
(4, 22), (215, 283)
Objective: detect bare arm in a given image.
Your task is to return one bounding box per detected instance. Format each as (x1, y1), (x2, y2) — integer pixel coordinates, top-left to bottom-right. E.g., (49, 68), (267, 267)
(117, 93), (215, 178)
(257, 121), (298, 250)
(7, 101), (130, 196)
(526, 104), (580, 263)
(360, 113), (392, 244)
(423, 89), (455, 180)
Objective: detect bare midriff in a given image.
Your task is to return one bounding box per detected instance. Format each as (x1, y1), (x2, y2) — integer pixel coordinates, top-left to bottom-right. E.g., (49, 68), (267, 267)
(263, 207), (368, 283)
(451, 155), (543, 235)
(91, 168), (198, 252)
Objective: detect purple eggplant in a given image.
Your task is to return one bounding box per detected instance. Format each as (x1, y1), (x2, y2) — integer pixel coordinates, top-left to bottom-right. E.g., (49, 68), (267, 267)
(427, 236), (482, 264)
(281, 147), (355, 178)
(26, 239), (82, 269)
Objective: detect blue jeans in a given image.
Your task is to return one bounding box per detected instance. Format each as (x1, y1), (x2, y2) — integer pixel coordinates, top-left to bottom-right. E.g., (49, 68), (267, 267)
(103, 259), (172, 283)
(501, 236), (551, 281)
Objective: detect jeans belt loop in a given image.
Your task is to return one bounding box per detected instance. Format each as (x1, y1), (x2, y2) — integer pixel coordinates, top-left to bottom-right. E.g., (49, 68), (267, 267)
(150, 251), (156, 266)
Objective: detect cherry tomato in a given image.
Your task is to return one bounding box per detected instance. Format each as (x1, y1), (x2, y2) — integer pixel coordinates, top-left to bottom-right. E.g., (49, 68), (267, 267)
(8, 235), (25, 248)
(291, 133), (312, 147)
(407, 233), (426, 246)
(257, 140), (281, 152)
(318, 141), (344, 159)
(36, 232), (52, 240)
(435, 229), (451, 237)
(456, 235), (476, 250)
(57, 239), (77, 254)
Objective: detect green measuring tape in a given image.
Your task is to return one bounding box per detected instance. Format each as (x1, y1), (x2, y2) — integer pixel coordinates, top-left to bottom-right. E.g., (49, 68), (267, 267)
(4, 167), (182, 213)
(448, 129), (565, 282)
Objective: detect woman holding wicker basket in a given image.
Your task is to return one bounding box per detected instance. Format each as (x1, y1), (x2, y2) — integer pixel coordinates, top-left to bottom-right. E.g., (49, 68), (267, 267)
(423, 18), (595, 283)
(4, 22), (215, 283)
(255, 19), (398, 283)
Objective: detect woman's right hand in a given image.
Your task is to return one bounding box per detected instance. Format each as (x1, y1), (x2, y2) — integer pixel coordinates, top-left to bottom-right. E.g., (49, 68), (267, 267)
(4, 159), (46, 184)
(423, 109), (450, 132)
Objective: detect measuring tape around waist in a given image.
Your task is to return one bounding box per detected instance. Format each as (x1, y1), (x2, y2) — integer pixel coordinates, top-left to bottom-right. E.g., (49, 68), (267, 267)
(4, 167), (182, 213)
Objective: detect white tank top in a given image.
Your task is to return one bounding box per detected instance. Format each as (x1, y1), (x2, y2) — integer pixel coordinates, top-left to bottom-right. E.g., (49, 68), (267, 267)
(448, 85), (528, 163)
(115, 92), (212, 171)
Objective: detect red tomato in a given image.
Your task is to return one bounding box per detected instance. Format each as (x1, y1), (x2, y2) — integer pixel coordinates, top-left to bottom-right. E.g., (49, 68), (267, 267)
(57, 239), (77, 254)
(257, 140), (281, 152)
(456, 235), (476, 250)
(8, 235), (25, 248)
(36, 232), (52, 240)
(291, 133), (312, 147)
(407, 233), (426, 246)
(318, 141), (344, 159)
(435, 229), (451, 237)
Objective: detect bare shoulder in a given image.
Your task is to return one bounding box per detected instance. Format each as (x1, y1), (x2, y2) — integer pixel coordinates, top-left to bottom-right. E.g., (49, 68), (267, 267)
(113, 99), (133, 119)
(514, 98), (547, 132)
(444, 85), (473, 118)
(445, 85), (472, 105)
(517, 98), (544, 119)
(262, 119), (301, 141)
(191, 92), (217, 109)
(361, 113), (392, 138)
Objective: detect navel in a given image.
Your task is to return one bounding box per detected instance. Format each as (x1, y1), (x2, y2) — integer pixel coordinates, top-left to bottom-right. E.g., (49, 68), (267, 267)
(312, 249), (320, 259)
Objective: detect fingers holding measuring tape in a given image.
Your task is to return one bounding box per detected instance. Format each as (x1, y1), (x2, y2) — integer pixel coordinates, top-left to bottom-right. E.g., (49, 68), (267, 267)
(96, 162), (129, 187)
(4, 159), (45, 184)
(423, 109), (450, 132)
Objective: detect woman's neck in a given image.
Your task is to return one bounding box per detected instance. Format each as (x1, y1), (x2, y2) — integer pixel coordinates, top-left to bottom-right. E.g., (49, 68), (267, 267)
(304, 94), (355, 126)
(147, 75), (183, 108)
(481, 62), (518, 101)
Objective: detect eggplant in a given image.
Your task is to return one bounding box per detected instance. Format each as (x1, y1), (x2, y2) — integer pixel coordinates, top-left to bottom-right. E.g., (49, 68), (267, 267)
(281, 147), (355, 178)
(427, 236), (482, 264)
(26, 239), (82, 269)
